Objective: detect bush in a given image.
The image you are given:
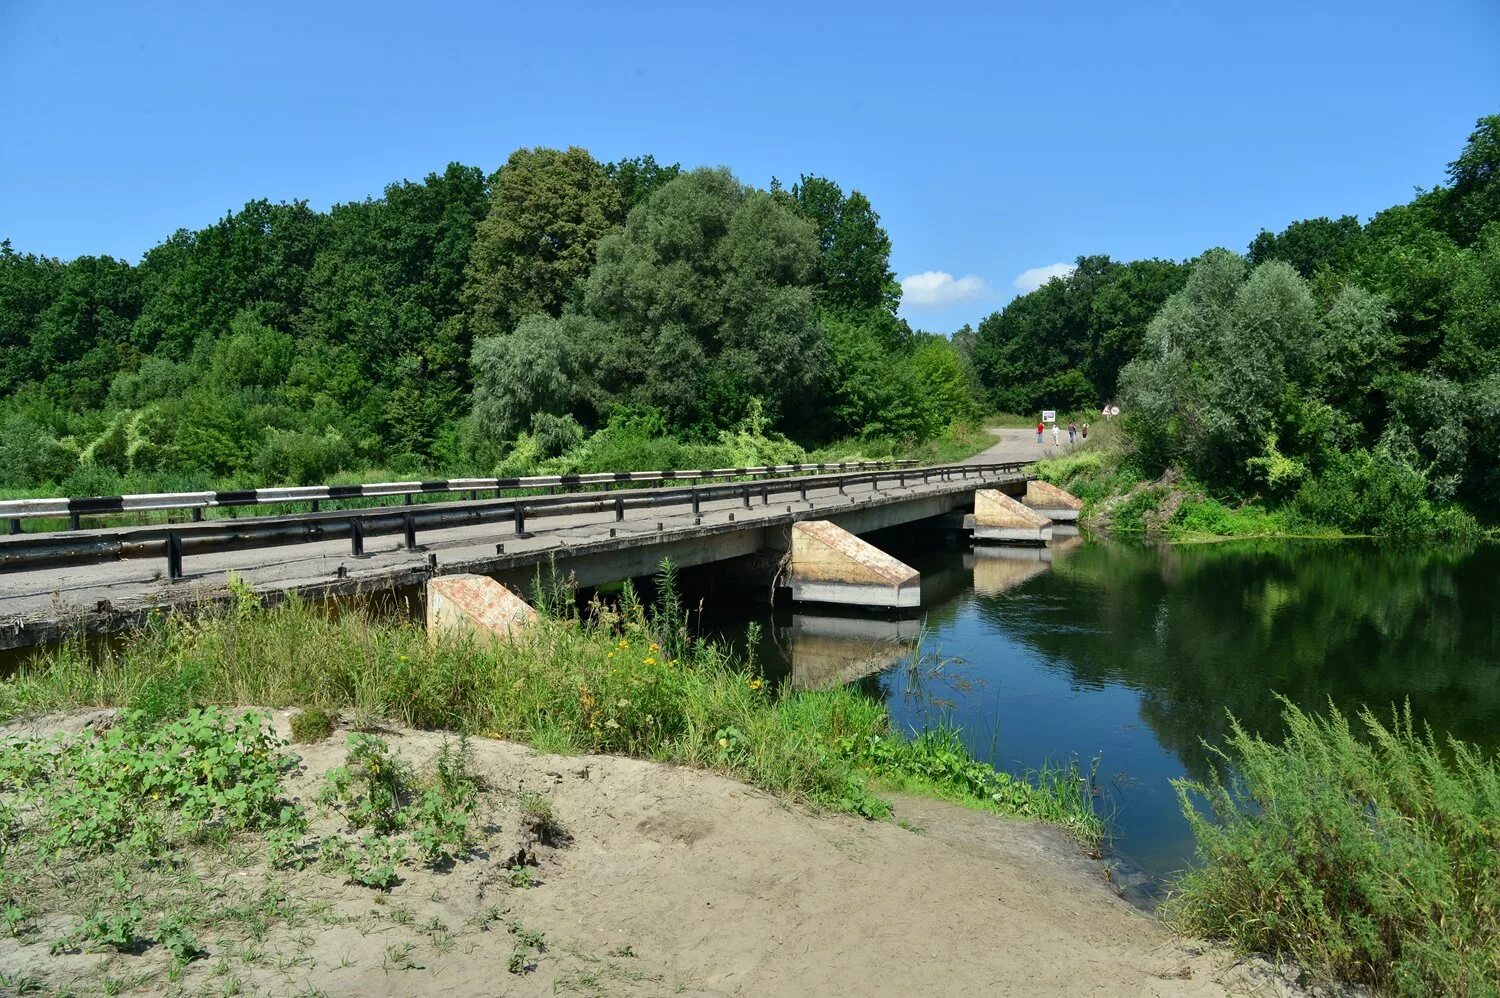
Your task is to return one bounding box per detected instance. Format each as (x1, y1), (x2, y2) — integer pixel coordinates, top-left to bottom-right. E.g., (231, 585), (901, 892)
(1295, 447), (1480, 537)
(291, 706), (335, 743)
(1166, 699), (1500, 994)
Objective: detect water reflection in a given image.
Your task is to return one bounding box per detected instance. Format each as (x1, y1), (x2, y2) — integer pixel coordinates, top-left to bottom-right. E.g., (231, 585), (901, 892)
(779, 614), (920, 690)
(984, 540), (1500, 781)
(725, 533), (1500, 894)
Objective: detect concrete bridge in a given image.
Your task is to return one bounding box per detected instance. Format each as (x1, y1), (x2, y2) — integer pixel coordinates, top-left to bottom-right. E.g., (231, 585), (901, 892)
(0, 430), (1084, 653)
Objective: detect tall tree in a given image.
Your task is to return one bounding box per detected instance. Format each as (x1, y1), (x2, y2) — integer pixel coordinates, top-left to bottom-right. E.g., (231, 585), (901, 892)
(582, 167), (827, 433)
(462, 147), (622, 340)
(1246, 215), (1365, 278)
(605, 154), (682, 212)
(787, 175), (900, 316)
(1441, 113), (1500, 246)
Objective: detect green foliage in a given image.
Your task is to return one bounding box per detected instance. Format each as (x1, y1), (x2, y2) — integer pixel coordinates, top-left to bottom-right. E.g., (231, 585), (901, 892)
(463, 146), (622, 339)
(584, 167), (827, 435)
(1166, 699), (1500, 994)
(973, 254), (1188, 412)
(842, 725), (1105, 847)
(0, 707), (304, 858)
(317, 733), (481, 880)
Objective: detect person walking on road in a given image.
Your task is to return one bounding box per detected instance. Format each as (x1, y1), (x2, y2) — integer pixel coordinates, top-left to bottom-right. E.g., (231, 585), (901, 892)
(1051, 422), (1060, 447)
(1067, 421), (1077, 445)
(1036, 420), (1045, 445)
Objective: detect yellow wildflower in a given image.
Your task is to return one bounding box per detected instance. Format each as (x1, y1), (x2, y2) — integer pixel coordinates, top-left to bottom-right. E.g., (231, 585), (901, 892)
(718, 737), (729, 748)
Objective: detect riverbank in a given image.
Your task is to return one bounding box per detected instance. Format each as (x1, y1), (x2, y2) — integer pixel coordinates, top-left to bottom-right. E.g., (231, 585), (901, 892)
(0, 709), (1292, 997)
(1031, 431), (1489, 541)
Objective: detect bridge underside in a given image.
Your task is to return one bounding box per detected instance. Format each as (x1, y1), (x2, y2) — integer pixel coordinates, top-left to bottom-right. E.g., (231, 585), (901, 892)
(0, 473), (1027, 651)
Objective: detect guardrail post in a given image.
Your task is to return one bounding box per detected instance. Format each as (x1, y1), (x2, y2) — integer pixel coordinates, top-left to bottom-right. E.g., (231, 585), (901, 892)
(69, 511), (80, 531)
(742, 486), (751, 508)
(799, 482), (808, 502)
(310, 499), (320, 513)
(350, 518), (365, 556)
(691, 490), (701, 516)
(761, 485), (769, 505)
(513, 505), (526, 536)
(8, 518), (21, 535)
(614, 496), (625, 521)
(404, 493), (413, 506)
(402, 513), (417, 550)
(191, 507), (203, 522)
(165, 531), (183, 581)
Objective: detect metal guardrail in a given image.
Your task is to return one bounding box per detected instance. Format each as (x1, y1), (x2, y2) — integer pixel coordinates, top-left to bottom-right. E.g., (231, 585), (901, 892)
(0, 462), (1025, 582)
(0, 460), (918, 533)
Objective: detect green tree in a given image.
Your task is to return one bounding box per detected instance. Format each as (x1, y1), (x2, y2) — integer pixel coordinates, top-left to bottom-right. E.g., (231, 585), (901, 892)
(1440, 113), (1500, 246)
(462, 147), (622, 340)
(787, 176), (901, 316)
(1246, 215), (1364, 278)
(584, 168), (827, 434)
(470, 313), (601, 445)
(605, 155), (682, 212)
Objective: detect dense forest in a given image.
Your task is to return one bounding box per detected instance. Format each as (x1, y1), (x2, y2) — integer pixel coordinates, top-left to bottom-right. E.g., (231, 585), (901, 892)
(0, 152), (976, 497)
(966, 114), (1500, 530)
(3, 117), (1496, 532)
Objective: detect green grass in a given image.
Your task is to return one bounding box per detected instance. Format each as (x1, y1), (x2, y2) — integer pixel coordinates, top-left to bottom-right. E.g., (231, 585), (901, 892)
(1165, 698), (1500, 995)
(0, 579), (1103, 845)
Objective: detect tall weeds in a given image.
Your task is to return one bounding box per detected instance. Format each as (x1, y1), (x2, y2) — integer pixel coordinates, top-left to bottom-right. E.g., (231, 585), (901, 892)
(1165, 698), (1500, 994)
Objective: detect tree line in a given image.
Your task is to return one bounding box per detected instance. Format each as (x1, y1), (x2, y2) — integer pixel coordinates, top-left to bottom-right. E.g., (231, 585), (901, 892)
(965, 114), (1500, 526)
(0, 151), (977, 496)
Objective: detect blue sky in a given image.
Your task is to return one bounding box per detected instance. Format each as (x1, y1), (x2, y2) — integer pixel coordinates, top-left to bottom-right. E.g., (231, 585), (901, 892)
(2, 1), (1497, 332)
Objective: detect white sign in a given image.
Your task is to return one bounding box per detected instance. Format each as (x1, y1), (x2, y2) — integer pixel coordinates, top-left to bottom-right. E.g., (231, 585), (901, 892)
(1042, 410), (1056, 424)
(1110, 405), (1120, 416)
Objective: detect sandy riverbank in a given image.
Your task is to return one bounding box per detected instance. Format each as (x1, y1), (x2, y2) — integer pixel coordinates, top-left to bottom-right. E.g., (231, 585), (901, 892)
(0, 710), (1296, 996)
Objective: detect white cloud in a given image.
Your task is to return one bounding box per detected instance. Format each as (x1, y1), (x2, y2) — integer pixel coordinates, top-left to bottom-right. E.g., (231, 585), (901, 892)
(1012, 262), (1076, 293)
(899, 271), (990, 308)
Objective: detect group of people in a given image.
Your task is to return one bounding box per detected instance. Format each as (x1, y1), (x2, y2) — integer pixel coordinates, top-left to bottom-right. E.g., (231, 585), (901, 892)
(1035, 419), (1088, 446)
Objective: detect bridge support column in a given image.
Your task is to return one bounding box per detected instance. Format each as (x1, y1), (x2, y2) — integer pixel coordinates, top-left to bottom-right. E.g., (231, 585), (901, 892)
(1023, 480), (1083, 523)
(788, 520), (920, 609)
(974, 489), (1053, 544)
(426, 574), (537, 649)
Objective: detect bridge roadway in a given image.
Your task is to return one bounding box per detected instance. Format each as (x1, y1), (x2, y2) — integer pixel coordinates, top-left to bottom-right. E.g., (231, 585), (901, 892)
(0, 458), (1033, 651)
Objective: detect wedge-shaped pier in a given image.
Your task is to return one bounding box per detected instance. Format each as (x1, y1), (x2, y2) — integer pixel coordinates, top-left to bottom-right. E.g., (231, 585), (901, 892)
(1022, 480), (1084, 523)
(974, 489), (1053, 544)
(788, 520), (920, 608)
(427, 573), (538, 648)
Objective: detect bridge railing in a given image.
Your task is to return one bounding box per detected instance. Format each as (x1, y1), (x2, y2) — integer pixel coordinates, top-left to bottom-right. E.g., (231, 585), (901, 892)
(0, 460), (919, 533)
(0, 461), (1027, 582)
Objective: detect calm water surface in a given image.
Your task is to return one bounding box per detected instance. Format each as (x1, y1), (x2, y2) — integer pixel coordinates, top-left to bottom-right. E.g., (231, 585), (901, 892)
(714, 535), (1500, 904)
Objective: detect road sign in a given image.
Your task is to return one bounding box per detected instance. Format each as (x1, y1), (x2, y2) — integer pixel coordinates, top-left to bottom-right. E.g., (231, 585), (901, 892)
(1042, 410), (1056, 423)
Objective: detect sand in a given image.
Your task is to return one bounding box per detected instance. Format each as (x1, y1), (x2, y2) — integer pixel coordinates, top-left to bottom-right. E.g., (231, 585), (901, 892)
(0, 711), (1298, 997)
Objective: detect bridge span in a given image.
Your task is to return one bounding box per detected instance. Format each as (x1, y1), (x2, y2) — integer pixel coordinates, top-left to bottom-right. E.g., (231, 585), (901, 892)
(0, 462), (1035, 651)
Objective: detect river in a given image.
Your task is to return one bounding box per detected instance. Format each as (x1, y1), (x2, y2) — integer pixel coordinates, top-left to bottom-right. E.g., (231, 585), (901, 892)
(702, 532), (1500, 906)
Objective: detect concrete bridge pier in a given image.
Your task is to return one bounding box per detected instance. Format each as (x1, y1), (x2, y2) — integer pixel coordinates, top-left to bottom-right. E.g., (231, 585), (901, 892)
(787, 520), (920, 609)
(427, 574), (538, 648)
(973, 489), (1053, 544)
(1023, 480), (1084, 523)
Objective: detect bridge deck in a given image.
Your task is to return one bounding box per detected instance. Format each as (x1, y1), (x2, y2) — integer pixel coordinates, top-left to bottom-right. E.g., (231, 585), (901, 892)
(0, 468), (1028, 650)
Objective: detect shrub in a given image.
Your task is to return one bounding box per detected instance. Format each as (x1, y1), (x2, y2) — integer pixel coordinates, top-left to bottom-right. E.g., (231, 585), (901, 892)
(290, 707), (335, 743)
(1166, 699), (1500, 994)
